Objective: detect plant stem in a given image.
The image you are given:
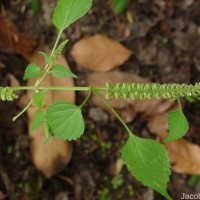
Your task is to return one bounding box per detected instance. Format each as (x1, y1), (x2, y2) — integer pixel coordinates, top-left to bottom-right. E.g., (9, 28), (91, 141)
(50, 30), (62, 57)
(11, 86), (107, 92)
(79, 87), (92, 108)
(13, 30), (63, 121)
(177, 98), (182, 110)
(12, 99), (33, 121)
(95, 91), (132, 135)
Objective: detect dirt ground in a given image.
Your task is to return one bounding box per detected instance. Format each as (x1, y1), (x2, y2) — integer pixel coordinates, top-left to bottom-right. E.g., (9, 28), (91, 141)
(0, 0), (200, 200)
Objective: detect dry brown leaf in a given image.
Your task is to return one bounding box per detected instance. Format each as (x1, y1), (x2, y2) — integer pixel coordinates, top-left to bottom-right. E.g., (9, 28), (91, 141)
(166, 139), (200, 174)
(27, 48), (74, 177)
(7, 73), (20, 87)
(147, 113), (169, 134)
(0, 16), (39, 60)
(86, 71), (173, 122)
(71, 34), (132, 72)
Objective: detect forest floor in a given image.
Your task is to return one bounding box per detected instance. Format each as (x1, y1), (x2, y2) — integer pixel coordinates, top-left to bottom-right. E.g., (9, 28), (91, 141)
(0, 0), (200, 200)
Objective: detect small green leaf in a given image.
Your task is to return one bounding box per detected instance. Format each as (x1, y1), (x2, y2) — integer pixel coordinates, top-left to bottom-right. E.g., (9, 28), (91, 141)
(46, 100), (85, 140)
(31, 0), (40, 15)
(23, 63), (40, 80)
(33, 90), (47, 108)
(121, 134), (172, 200)
(52, 64), (77, 78)
(112, 0), (129, 15)
(38, 52), (51, 64)
(52, 0), (92, 32)
(164, 109), (189, 142)
(30, 110), (45, 133)
(185, 95), (194, 102)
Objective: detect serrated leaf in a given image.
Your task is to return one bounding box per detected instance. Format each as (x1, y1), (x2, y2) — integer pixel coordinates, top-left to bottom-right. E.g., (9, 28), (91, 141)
(164, 110), (189, 142)
(46, 100), (84, 140)
(39, 52), (51, 64)
(23, 63), (40, 80)
(52, 64), (77, 78)
(121, 134), (172, 200)
(33, 90), (47, 108)
(112, 0), (129, 15)
(52, 0), (92, 32)
(30, 110), (45, 133)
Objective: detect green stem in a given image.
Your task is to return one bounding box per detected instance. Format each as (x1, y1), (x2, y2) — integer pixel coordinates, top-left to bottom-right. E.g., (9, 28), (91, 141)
(12, 99), (33, 121)
(13, 30), (63, 121)
(177, 98), (182, 110)
(35, 30), (63, 88)
(10, 86), (106, 91)
(95, 91), (132, 135)
(50, 30), (62, 57)
(79, 87), (92, 108)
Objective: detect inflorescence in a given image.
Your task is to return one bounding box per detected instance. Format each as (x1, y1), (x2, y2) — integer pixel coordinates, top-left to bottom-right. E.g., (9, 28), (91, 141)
(0, 87), (18, 101)
(106, 82), (200, 100)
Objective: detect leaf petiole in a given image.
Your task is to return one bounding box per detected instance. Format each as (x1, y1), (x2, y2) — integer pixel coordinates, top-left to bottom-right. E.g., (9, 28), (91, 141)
(94, 91), (132, 136)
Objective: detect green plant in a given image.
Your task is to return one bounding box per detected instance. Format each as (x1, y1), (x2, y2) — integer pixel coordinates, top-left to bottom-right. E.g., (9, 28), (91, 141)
(1, 0), (199, 199)
(31, 0), (40, 15)
(111, 0), (129, 15)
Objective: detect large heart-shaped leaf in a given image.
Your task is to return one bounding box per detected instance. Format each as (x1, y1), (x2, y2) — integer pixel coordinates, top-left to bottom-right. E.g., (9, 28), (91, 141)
(46, 100), (84, 140)
(121, 134), (172, 200)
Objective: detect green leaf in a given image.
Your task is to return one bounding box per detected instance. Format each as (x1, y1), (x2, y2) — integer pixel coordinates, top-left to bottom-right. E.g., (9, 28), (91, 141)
(30, 110), (45, 133)
(112, 0), (129, 15)
(38, 52), (51, 64)
(31, 0), (40, 15)
(164, 109), (189, 142)
(52, 0), (92, 31)
(46, 100), (85, 140)
(33, 90), (47, 108)
(52, 64), (77, 78)
(185, 95), (194, 102)
(23, 63), (40, 80)
(121, 134), (172, 200)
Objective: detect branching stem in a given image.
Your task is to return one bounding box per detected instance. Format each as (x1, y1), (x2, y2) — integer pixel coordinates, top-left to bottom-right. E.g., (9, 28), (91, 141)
(13, 30), (63, 121)
(79, 87), (92, 108)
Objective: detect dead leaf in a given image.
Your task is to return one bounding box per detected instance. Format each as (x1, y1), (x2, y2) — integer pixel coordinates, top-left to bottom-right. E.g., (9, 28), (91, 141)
(27, 47), (74, 177)
(0, 61), (5, 68)
(71, 34), (132, 72)
(0, 191), (6, 200)
(7, 73), (20, 87)
(0, 16), (39, 60)
(166, 139), (200, 174)
(86, 71), (173, 122)
(147, 113), (169, 134)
